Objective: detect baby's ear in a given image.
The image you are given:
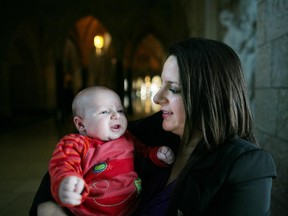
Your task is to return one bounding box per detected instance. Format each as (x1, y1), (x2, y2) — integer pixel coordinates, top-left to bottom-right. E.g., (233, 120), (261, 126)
(73, 116), (85, 133)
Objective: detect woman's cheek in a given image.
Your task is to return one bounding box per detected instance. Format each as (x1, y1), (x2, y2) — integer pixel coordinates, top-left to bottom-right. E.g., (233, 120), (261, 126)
(173, 97), (186, 134)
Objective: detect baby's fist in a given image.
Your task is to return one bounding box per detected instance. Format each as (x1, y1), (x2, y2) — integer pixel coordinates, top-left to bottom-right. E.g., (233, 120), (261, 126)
(59, 176), (84, 206)
(157, 146), (175, 165)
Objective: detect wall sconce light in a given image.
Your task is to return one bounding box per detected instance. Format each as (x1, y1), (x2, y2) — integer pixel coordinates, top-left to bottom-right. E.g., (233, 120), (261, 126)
(94, 35), (104, 56)
(94, 35), (104, 49)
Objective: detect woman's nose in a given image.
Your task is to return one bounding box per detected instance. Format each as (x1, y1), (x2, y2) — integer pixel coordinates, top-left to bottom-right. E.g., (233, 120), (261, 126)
(153, 88), (166, 105)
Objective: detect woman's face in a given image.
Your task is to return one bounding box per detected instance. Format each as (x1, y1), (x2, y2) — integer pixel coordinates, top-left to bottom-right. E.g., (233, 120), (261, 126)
(153, 55), (186, 137)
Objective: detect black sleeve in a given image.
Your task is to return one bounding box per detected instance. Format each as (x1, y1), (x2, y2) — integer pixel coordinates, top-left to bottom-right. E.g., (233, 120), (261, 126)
(215, 149), (277, 216)
(29, 171), (74, 216)
(218, 177), (273, 216)
(29, 172), (53, 216)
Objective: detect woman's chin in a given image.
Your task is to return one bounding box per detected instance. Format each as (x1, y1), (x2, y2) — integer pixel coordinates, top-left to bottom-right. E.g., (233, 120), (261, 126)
(162, 123), (183, 137)
(162, 122), (172, 132)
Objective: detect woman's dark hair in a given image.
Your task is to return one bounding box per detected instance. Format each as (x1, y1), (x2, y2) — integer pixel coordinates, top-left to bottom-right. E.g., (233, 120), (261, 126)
(168, 37), (256, 149)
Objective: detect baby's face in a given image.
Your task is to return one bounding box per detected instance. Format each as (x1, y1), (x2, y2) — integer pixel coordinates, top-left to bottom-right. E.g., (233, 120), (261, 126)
(81, 89), (127, 141)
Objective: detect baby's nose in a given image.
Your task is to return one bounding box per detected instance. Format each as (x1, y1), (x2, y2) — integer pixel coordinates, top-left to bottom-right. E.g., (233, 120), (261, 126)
(111, 111), (120, 119)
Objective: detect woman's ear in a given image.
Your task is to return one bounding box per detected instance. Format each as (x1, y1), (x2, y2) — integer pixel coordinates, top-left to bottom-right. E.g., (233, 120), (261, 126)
(73, 116), (85, 134)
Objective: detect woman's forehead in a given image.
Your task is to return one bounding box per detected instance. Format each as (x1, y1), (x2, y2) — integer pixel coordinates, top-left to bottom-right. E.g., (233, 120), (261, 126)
(161, 56), (179, 83)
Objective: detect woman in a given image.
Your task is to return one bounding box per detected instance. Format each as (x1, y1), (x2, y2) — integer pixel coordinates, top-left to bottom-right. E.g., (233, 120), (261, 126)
(137, 37), (276, 215)
(31, 38), (276, 215)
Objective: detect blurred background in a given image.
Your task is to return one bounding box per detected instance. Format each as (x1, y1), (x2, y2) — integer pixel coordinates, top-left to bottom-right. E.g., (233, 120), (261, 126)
(0, 0), (287, 215)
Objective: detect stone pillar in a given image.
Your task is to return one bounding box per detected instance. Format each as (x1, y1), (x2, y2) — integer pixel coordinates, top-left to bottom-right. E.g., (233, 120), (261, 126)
(256, 0), (288, 215)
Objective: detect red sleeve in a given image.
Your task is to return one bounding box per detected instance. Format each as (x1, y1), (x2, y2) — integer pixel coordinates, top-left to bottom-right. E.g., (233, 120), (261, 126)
(126, 131), (168, 167)
(148, 146), (169, 167)
(48, 134), (89, 206)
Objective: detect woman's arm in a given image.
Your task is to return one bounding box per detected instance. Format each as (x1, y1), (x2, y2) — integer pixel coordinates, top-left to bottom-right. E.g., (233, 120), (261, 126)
(29, 172), (67, 216)
(37, 201), (69, 216)
(209, 149), (277, 216)
(218, 177), (273, 216)
(29, 172), (52, 215)
(29, 171), (73, 216)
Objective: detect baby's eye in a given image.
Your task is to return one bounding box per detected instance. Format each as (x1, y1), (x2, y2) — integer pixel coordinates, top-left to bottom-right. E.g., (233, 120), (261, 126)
(118, 109), (124, 114)
(100, 111), (108, 114)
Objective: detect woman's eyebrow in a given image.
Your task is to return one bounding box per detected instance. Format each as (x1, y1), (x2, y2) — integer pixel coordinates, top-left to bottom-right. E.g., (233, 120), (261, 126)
(166, 81), (179, 85)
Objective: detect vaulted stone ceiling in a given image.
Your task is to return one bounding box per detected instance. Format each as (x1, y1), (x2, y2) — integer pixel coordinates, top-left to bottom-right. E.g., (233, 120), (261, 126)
(1, 0), (189, 77)
(0, 0), (191, 117)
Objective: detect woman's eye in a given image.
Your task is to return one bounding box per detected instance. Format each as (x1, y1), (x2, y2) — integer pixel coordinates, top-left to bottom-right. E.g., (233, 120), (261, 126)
(169, 88), (181, 94)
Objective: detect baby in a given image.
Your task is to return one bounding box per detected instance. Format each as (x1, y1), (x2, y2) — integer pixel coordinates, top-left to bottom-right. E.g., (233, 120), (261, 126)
(49, 86), (174, 216)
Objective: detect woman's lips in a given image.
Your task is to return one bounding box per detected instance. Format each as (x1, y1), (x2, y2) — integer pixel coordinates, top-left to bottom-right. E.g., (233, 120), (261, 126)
(162, 111), (173, 119)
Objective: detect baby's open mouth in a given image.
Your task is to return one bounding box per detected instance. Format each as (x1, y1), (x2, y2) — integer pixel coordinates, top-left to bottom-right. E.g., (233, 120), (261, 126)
(111, 124), (121, 130)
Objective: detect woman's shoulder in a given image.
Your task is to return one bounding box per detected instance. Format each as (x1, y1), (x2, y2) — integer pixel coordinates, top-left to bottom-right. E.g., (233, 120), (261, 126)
(224, 135), (258, 149)
(218, 136), (264, 159)
(218, 136), (277, 181)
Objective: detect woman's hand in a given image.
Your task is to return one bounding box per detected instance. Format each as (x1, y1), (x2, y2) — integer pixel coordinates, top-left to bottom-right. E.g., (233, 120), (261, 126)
(37, 201), (68, 216)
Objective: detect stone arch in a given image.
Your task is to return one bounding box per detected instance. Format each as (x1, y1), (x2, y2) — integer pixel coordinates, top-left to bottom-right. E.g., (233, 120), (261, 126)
(71, 16), (113, 87)
(123, 33), (166, 116)
(132, 33), (166, 78)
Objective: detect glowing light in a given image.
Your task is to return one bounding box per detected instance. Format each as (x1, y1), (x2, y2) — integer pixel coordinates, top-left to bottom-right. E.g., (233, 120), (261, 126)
(94, 35), (104, 49)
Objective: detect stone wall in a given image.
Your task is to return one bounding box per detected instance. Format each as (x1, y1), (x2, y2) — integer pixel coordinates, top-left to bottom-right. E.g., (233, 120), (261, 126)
(184, 0), (288, 214)
(256, 0), (288, 215)
(212, 0), (287, 214)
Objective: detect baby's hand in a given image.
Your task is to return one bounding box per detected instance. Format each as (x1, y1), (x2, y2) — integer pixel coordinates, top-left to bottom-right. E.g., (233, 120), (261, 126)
(157, 146), (175, 165)
(59, 176), (84, 206)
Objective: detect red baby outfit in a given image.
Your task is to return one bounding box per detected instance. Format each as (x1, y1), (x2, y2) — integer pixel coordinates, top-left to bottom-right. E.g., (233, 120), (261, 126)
(49, 131), (163, 216)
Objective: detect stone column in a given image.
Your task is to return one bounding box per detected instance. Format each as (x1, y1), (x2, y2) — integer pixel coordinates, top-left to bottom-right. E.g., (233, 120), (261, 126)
(256, 0), (288, 215)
